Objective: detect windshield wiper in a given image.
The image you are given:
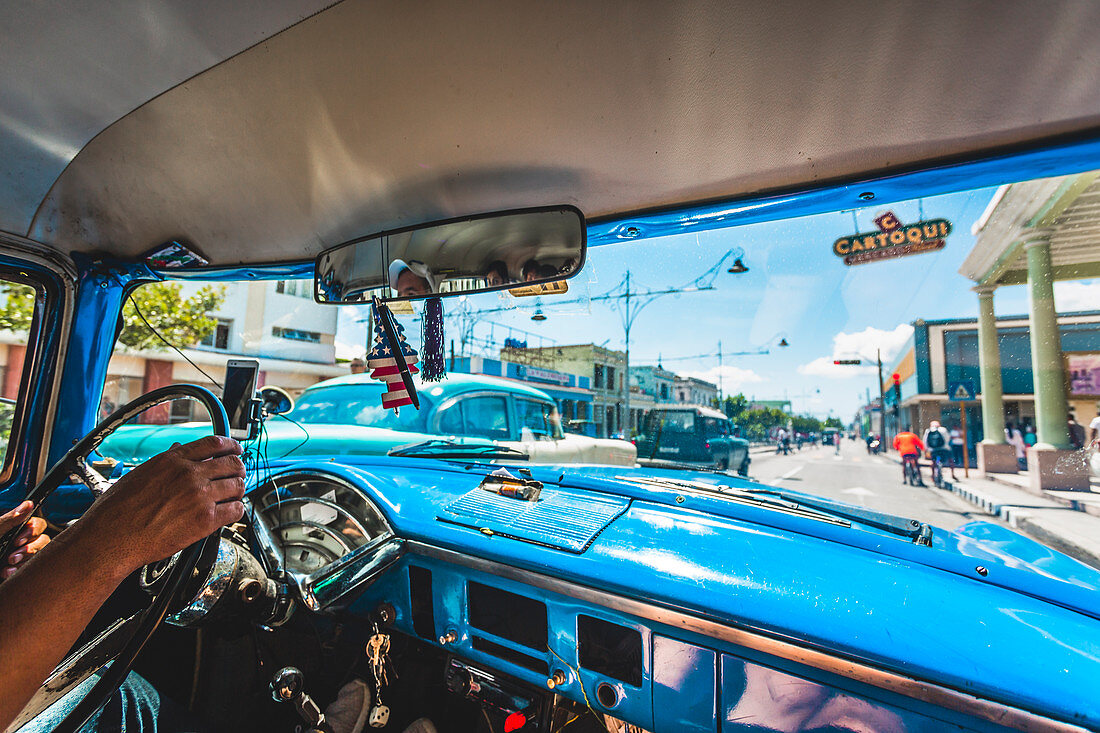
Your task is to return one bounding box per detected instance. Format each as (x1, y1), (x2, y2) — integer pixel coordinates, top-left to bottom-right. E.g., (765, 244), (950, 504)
(388, 439), (529, 460)
(742, 488), (933, 545)
(617, 475), (933, 545)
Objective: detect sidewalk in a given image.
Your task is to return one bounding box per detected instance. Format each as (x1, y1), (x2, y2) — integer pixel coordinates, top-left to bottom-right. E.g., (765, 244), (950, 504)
(884, 453), (1100, 570)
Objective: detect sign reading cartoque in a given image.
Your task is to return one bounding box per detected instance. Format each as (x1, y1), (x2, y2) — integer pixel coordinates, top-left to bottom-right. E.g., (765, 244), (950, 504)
(833, 211), (951, 266)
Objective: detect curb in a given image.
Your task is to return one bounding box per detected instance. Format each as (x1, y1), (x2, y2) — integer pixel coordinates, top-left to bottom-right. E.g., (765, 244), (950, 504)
(980, 472), (1100, 519)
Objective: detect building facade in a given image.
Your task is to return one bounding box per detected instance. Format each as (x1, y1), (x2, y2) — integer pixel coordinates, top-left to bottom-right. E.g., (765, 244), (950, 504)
(673, 376), (719, 407)
(448, 355), (595, 434)
(502, 344), (627, 437)
(103, 279), (344, 423)
(884, 311), (1100, 464)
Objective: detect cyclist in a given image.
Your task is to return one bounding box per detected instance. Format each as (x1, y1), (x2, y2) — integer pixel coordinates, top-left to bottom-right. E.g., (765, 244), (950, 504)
(892, 428), (925, 486)
(922, 420), (954, 484)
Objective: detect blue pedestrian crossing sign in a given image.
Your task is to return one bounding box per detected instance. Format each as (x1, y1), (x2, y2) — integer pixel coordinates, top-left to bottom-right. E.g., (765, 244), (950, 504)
(947, 379), (976, 401)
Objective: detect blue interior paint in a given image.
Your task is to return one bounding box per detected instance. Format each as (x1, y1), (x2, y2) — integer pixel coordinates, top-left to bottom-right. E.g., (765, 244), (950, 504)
(241, 457), (1100, 728)
(653, 636), (716, 733)
(587, 135), (1100, 246)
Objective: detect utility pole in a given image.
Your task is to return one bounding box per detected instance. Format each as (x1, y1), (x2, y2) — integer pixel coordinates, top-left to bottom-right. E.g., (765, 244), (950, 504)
(623, 270), (631, 436)
(877, 348), (886, 446)
(718, 339), (723, 402)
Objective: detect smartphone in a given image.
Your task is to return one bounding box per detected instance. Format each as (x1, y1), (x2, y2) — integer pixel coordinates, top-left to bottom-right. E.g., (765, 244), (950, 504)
(222, 359), (260, 440)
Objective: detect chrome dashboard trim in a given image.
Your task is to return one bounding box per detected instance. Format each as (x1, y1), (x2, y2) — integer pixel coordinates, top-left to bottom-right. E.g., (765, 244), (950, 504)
(247, 469), (402, 611)
(294, 537), (405, 612)
(407, 540), (1091, 733)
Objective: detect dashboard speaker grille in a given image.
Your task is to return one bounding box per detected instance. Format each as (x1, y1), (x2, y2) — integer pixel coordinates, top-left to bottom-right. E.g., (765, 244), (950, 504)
(437, 486), (629, 552)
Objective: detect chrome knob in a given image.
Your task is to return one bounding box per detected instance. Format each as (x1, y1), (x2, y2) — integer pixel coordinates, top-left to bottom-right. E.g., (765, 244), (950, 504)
(439, 630), (458, 645)
(270, 666), (303, 702)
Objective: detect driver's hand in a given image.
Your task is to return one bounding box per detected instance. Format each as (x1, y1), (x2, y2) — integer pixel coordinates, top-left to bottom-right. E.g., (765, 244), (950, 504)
(0, 501), (50, 579)
(83, 435), (245, 572)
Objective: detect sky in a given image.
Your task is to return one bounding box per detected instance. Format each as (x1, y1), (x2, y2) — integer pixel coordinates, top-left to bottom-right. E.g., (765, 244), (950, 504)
(336, 185), (1100, 420)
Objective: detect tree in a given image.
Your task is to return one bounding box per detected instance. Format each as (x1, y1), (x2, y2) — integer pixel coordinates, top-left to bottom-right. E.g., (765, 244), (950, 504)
(120, 283), (226, 350)
(716, 393), (749, 420)
(0, 283), (36, 332)
(791, 414), (823, 434)
(0, 281), (227, 350)
(824, 417), (844, 430)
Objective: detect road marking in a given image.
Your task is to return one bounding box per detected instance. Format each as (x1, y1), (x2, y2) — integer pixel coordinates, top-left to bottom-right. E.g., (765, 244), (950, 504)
(842, 487), (875, 496)
(779, 465), (804, 480)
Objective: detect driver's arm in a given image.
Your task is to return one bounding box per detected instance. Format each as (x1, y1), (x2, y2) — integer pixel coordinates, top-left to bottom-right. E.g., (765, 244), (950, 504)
(0, 435), (245, 730)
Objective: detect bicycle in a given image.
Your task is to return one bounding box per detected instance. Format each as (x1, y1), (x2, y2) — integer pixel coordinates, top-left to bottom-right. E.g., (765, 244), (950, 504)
(930, 453), (944, 488)
(902, 453), (922, 486)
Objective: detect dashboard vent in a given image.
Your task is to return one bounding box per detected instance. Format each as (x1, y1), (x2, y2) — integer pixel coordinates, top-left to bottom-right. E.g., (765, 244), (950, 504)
(437, 486), (629, 552)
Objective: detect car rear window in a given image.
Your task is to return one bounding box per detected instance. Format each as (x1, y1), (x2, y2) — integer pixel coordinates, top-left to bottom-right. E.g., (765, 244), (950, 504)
(290, 384), (432, 432)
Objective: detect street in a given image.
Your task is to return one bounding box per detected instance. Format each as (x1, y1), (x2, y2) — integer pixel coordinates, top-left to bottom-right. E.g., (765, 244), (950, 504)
(747, 439), (986, 532)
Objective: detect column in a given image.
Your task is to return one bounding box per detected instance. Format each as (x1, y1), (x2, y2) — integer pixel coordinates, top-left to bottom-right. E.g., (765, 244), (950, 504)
(975, 286), (1005, 443)
(1024, 232), (1071, 450)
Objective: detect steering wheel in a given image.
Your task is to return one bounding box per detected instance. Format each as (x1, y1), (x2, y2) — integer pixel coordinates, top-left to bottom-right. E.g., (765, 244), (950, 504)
(0, 384), (229, 733)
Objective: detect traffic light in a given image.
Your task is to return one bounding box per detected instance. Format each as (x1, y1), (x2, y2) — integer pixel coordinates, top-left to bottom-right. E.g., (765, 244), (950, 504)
(892, 373), (901, 404)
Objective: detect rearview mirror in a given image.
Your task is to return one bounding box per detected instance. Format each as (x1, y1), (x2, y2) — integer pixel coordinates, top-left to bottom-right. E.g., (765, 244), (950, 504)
(315, 206), (586, 303)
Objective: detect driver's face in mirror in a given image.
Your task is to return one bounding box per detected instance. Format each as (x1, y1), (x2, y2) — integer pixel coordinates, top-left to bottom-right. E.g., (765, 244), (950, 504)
(389, 259), (435, 298)
(396, 269), (431, 297)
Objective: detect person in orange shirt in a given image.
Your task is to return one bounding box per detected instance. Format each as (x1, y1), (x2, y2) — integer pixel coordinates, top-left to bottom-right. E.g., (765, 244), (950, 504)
(893, 429), (926, 485)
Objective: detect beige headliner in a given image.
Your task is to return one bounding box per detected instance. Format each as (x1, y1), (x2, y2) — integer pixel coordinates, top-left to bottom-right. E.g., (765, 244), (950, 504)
(7, 1), (1100, 266)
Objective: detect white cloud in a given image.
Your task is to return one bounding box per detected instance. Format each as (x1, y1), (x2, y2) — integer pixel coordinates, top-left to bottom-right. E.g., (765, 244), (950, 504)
(680, 365), (766, 391)
(1055, 280), (1100, 312)
(797, 323), (914, 379)
(335, 339), (365, 360)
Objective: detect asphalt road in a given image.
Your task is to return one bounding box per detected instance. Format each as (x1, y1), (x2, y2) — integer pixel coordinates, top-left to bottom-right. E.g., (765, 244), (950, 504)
(747, 439), (987, 532)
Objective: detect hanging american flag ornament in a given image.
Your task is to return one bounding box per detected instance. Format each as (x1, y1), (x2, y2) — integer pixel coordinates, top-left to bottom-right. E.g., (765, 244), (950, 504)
(366, 303), (420, 411)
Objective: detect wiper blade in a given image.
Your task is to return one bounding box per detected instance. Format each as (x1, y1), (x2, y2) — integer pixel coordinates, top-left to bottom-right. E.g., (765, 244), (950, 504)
(617, 475), (933, 545)
(742, 488), (933, 544)
(388, 439), (529, 460)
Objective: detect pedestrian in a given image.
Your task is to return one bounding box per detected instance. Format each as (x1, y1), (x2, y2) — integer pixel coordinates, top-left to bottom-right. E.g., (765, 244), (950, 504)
(1005, 422), (1027, 470)
(1068, 414), (1086, 450)
(1023, 424), (1037, 448)
(923, 420), (954, 481)
(833, 431), (841, 455)
(949, 424), (964, 469)
(1090, 406), (1100, 448)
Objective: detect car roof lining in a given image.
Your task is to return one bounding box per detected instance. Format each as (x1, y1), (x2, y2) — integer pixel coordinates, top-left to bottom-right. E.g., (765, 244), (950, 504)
(7, 1), (1100, 266)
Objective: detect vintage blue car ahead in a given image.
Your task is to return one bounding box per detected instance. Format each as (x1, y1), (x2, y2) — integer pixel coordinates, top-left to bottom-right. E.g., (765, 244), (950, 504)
(3, 4), (1100, 733)
(634, 405), (751, 474)
(97, 373), (636, 467)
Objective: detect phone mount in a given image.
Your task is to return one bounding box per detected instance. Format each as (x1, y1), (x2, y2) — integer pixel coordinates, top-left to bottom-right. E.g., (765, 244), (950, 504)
(243, 395), (263, 440)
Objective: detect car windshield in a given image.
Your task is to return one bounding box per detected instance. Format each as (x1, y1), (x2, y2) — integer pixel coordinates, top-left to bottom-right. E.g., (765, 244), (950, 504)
(95, 167), (1100, 544)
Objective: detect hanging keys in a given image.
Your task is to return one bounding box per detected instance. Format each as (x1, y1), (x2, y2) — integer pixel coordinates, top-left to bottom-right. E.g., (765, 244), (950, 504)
(366, 630), (391, 688)
(366, 624), (392, 728)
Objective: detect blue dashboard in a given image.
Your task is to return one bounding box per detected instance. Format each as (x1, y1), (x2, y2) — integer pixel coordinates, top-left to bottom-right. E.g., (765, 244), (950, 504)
(246, 456), (1100, 732)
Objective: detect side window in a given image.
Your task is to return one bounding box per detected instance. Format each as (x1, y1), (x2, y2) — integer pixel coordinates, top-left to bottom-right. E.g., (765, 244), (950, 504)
(437, 402), (464, 435)
(703, 418), (729, 437)
(516, 398), (553, 440)
(0, 280), (40, 471)
(459, 395), (510, 440)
